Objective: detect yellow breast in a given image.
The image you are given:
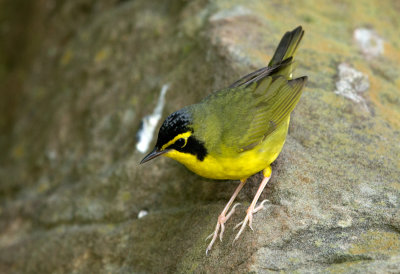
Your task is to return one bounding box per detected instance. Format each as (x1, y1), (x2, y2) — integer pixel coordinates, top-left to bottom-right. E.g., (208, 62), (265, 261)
(164, 117), (290, 180)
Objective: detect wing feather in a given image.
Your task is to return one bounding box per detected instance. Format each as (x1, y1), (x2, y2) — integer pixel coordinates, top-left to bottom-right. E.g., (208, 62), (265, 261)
(236, 76), (307, 151)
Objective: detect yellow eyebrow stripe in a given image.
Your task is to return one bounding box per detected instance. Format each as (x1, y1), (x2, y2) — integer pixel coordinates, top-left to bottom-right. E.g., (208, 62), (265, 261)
(161, 131), (192, 150)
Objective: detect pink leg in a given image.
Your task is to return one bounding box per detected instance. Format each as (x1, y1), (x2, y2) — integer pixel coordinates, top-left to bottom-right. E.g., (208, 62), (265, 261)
(233, 167), (272, 243)
(206, 179), (247, 255)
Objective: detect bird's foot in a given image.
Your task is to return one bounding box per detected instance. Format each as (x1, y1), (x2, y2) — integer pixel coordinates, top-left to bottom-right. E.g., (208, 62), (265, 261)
(205, 203), (241, 255)
(233, 199), (269, 243)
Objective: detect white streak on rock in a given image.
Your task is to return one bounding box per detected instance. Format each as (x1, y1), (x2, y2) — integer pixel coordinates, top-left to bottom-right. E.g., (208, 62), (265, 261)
(209, 6), (253, 22)
(335, 63), (369, 111)
(136, 84), (169, 153)
(354, 28), (384, 58)
(138, 210), (148, 219)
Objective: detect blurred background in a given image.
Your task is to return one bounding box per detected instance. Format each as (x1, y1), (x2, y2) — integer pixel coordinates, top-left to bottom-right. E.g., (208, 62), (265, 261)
(0, 0), (399, 273)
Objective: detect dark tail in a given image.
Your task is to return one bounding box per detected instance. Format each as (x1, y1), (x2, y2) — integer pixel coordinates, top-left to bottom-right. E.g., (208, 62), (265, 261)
(229, 26), (305, 88)
(268, 26), (304, 71)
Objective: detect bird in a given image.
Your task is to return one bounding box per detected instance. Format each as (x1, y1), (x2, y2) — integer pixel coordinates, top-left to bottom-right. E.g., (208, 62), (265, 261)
(140, 26), (307, 254)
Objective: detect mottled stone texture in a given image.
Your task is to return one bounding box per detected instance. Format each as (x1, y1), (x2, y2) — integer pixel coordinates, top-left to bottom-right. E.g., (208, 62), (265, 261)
(1, 0), (400, 273)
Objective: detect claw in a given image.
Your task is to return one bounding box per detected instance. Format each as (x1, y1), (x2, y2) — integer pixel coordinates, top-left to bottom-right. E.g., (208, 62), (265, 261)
(234, 214), (249, 242)
(226, 203), (241, 219)
(205, 232), (214, 241)
(234, 220), (243, 230)
(206, 204), (242, 254)
(233, 198), (269, 241)
(219, 223), (225, 241)
(260, 199), (269, 206)
(248, 210), (253, 230)
(231, 174), (272, 245)
(205, 180), (248, 254)
(206, 222), (220, 255)
(253, 199), (269, 213)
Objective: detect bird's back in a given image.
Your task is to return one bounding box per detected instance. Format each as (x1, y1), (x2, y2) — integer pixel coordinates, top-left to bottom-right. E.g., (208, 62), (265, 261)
(192, 74), (306, 157)
(192, 26), (306, 157)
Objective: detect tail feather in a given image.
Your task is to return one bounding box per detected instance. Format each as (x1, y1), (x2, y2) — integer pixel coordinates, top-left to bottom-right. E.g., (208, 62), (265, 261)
(268, 26), (304, 78)
(229, 26), (305, 87)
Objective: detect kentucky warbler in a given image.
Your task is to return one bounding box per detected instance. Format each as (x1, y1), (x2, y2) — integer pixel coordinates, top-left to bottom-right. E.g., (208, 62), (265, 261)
(141, 26), (307, 254)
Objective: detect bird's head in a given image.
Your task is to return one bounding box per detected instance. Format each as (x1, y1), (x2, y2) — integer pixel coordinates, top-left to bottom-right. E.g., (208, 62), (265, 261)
(140, 108), (207, 164)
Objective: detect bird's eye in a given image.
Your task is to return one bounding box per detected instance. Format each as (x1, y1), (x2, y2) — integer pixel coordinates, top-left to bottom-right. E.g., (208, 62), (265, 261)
(175, 138), (186, 148)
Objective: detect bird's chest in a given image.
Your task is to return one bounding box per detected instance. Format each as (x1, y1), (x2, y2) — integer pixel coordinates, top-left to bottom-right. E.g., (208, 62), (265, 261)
(165, 139), (283, 180)
(166, 116), (289, 180)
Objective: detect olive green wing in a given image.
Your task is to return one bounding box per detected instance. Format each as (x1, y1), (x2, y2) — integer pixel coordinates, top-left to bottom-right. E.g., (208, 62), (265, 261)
(194, 72), (306, 155)
(234, 75), (307, 152)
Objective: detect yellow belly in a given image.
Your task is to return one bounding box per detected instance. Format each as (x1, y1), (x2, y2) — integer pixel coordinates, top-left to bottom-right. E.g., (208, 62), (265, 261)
(164, 117), (290, 180)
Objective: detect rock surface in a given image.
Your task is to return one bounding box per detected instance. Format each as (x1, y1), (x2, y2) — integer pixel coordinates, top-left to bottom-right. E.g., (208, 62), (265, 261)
(1, 0), (400, 273)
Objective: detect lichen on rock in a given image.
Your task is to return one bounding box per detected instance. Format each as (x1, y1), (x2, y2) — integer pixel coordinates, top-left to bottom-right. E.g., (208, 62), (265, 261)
(335, 63), (370, 111)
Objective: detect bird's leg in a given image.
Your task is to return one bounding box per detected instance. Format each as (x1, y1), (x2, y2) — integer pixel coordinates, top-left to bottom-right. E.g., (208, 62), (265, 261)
(206, 178), (247, 255)
(233, 166), (272, 243)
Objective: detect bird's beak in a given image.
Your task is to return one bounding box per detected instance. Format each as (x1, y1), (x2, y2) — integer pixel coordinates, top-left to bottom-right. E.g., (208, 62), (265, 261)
(140, 148), (169, 164)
